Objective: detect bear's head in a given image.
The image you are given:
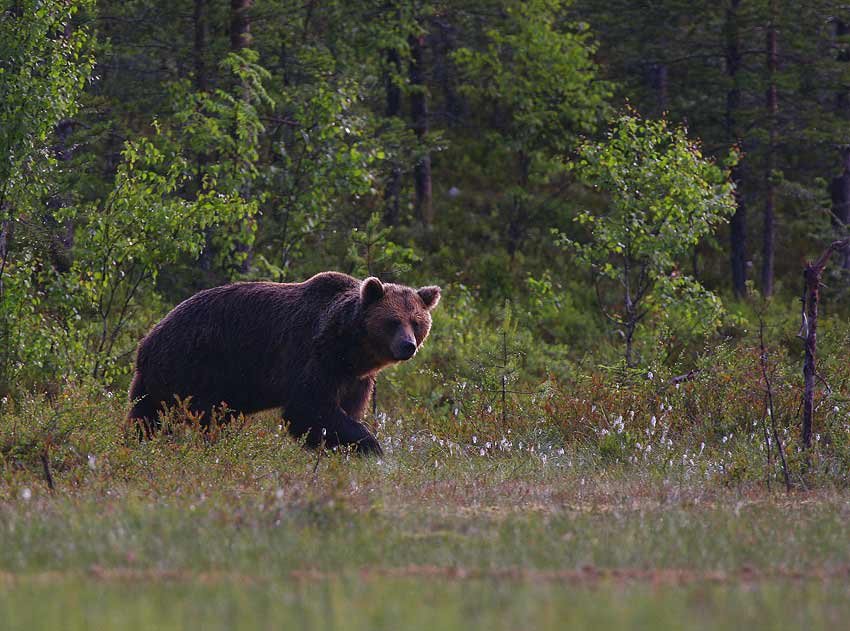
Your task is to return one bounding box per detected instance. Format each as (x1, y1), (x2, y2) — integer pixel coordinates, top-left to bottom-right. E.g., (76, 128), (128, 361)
(360, 276), (440, 366)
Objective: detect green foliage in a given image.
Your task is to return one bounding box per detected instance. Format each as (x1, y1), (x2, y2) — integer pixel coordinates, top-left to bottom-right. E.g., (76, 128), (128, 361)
(454, 0), (611, 155)
(560, 114), (737, 365)
(0, 0), (94, 206)
(449, 0), (611, 262)
(0, 0), (94, 394)
(347, 212), (420, 279)
(255, 80), (384, 279)
(68, 126), (256, 381)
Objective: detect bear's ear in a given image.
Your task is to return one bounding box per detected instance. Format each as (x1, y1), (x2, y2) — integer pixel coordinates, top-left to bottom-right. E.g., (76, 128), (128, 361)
(417, 285), (441, 310)
(360, 277), (385, 306)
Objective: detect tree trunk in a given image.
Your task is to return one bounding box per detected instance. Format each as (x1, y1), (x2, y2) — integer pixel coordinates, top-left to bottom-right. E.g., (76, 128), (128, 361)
(409, 32), (433, 226)
(193, 0), (208, 92)
(383, 48), (402, 227)
(652, 62), (669, 116)
(197, 0), (213, 273)
(836, 19), (850, 113)
(47, 20), (77, 274)
(832, 20), (850, 271)
(0, 216), (11, 397)
(801, 264), (819, 451)
(830, 148), (850, 270)
(230, 0), (252, 50)
(433, 17), (463, 123)
(762, 1), (777, 296)
(800, 237), (850, 452)
(726, 0), (748, 297)
(47, 119), (75, 273)
(231, 0), (253, 274)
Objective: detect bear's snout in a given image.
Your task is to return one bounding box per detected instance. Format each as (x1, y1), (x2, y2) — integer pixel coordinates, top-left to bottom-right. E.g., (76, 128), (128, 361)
(394, 339), (417, 360)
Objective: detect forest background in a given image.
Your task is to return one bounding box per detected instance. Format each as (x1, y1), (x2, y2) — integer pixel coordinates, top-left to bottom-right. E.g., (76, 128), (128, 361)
(3, 0), (850, 486)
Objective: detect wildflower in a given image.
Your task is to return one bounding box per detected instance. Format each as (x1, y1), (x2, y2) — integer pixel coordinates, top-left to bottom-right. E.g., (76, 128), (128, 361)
(479, 448), (485, 456)
(472, 435), (477, 444)
(650, 416), (657, 428)
(20, 488), (31, 501)
(87, 454), (97, 471)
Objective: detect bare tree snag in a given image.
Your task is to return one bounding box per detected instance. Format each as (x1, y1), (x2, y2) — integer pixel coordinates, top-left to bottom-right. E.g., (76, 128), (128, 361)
(799, 237), (850, 451)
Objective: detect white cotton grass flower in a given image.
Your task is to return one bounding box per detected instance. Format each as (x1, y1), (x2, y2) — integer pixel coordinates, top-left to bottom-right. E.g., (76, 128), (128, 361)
(20, 488), (32, 501)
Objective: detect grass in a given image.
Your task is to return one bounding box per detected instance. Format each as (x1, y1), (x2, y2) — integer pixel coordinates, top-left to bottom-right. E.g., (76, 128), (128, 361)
(4, 577), (850, 631)
(1, 376), (850, 629)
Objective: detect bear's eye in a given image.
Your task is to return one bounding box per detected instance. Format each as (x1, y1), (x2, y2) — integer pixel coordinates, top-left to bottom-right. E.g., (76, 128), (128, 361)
(385, 317), (401, 331)
(411, 319), (421, 333)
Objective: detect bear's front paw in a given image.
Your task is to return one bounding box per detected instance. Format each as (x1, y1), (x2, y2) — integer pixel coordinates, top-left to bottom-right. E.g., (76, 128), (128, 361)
(353, 433), (383, 457)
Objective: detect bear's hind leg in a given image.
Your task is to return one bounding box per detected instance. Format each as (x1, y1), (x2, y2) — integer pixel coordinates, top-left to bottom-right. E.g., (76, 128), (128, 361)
(128, 372), (161, 438)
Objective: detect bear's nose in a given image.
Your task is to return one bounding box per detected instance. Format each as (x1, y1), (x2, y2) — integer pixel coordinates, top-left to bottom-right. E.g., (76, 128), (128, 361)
(396, 340), (417, 360)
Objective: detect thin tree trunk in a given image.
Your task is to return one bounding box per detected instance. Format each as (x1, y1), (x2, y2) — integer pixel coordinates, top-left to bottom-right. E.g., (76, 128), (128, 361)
(800, 237), (850, 451)
(0, 215), (11, 397)
(193, 0), (209, 92)
(197, 0), (214, 273)
(47, 21), (76, 274)
(830, 149), (850, 270)
(409, 32), (433, 226)
(433, 17), (463, 123)
(836, 19), (850, 113)
(832, 20), (850, 271)
(801, 264), (819, 451)
(230, 0), (252, 50)
(762, 0), (777, 296)
(726, 0), (748, 297)
(652, 62), (669, 116)
(231, 0), (253, 274)
(383, 48), (402, 227)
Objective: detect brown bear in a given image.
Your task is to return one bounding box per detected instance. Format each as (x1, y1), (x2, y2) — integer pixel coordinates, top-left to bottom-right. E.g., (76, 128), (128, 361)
(127, 272), (440, 455)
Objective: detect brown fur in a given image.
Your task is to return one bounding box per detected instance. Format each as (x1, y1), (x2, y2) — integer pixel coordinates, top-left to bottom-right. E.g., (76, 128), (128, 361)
(127, 272), (440, 455)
